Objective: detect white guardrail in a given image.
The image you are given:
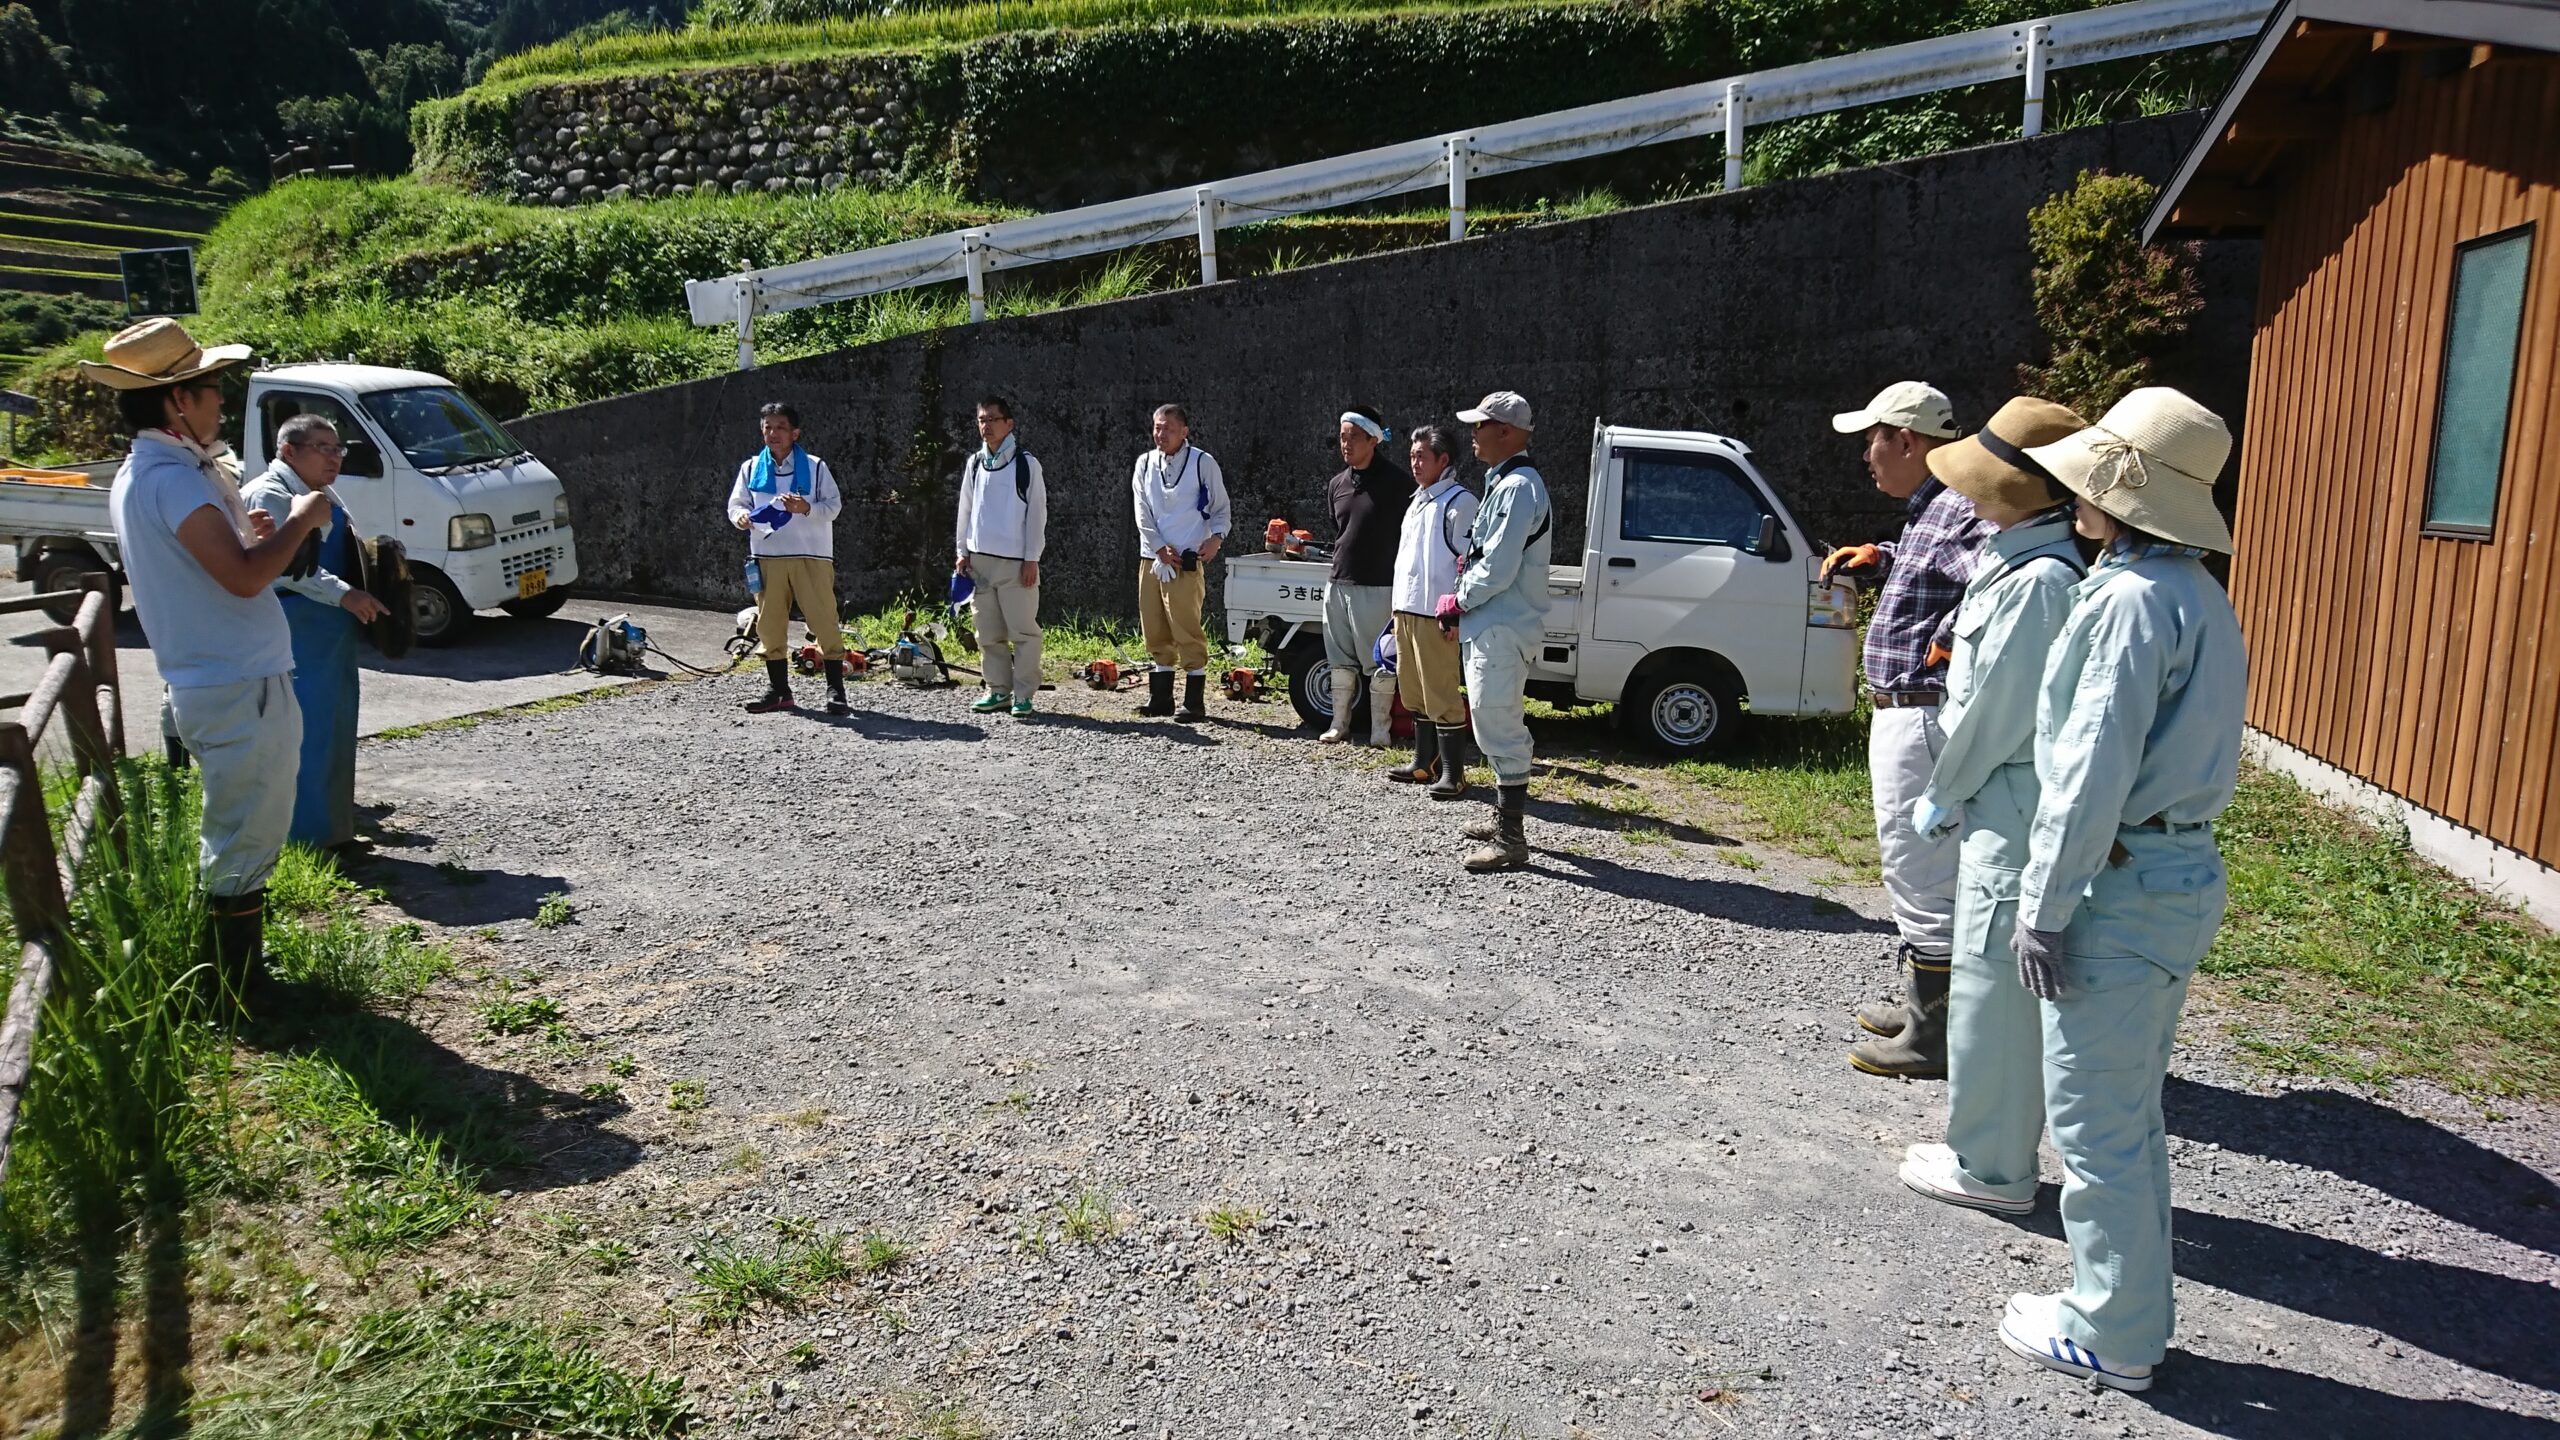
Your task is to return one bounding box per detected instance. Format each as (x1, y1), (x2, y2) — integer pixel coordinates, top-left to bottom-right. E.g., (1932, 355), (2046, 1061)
(688, 0), (2272, 365)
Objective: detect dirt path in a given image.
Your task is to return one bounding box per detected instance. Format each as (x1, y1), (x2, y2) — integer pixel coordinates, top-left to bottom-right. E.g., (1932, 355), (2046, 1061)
(354, 673), (2560, 1440)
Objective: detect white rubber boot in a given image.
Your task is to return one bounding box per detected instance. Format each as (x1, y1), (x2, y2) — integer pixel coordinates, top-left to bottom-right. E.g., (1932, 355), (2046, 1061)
(1366, 673), (1396, 747)
(1318, 669), (1357, 743)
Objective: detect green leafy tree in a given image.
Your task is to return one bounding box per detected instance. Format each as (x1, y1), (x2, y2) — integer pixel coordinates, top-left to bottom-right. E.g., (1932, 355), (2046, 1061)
(2018, 169), (2204, 417)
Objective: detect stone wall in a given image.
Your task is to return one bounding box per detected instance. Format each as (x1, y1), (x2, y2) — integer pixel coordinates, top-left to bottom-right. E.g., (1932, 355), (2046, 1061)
(500, 59), (926, 206)
(509, 115), (2257, 624)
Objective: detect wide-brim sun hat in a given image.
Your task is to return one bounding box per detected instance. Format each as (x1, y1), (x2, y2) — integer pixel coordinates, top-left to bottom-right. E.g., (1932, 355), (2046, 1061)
(77, 316), (253, 391)
(2023, 386), (2235, 553)
(1927, 396), (2088, 512)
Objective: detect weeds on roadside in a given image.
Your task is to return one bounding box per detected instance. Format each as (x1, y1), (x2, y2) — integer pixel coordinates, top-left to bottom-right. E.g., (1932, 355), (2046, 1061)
(1057, 1182), (1121, 1245)
(666, 1079), (708, 1112)
(480, 986), (563, 1036)
(533, 892), (577, 928)
(689, 1228), (878, 1323)
(1204, 1203), (1261, 1244)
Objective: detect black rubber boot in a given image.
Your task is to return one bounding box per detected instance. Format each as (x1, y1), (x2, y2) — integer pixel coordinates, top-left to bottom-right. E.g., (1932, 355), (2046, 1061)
(1175, 672), (1207, 722)
(1463, 785), (1529, 872)
(1138, 668), (1176, 716)
(745, 659), (795, 713)
(1428, 725), (1472, 800)
(1848, 951), (1950, 1078)
(209, 889), (269, 1017)
(1855, 942), (1915, 1037)
(1388, 722), (1439, 784)
(823, 658), (851, 716)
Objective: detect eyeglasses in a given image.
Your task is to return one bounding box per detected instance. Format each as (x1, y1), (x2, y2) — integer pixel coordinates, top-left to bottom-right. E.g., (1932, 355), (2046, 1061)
(289, 441), (345, 456)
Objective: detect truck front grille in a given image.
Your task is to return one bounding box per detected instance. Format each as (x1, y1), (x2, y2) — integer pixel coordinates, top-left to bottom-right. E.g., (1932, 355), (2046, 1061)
(498, 521), (561, 580)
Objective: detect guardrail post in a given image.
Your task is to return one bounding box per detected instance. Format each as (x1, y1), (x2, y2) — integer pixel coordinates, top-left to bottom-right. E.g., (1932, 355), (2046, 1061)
(2022, 22), (2053, 136)
(1445, 135), (1471, 241)
(734, 279), (759, 371)
(77, 575), (119, 759)
(962, 230), (990, 323)
(1723, 83), (1747, 191)
(1195, 187), (1220, 285)
(0, 726), (65, 947)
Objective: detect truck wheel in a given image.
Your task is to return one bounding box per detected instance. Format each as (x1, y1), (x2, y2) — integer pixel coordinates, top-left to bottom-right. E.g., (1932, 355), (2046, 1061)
(499, 588), (571, 620)
(1281, 641), (1340, 730)
(31, 548), (108, 625)
(411, 566), (473, 648)
(1623, 666), (1743, 755)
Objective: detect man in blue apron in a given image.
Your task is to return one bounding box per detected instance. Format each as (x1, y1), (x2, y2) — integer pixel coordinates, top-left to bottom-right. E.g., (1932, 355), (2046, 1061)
(242, 413), (391, 849)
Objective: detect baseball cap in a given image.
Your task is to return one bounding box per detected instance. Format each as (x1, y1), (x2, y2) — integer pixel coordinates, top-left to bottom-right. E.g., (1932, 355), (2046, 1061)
(1832, 381), (1959, 439)
(1457, 391), (1533, 430)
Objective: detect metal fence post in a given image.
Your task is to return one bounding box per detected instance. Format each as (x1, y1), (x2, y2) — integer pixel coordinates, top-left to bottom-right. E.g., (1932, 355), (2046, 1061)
(734, 279), (759, 371)
(2023, 22), (2053, 136)
(1445, 135), (1470, 241)
(963, 230), (989, 323)
(1195, 187), (1220, 285)
(1723, 83), (1747, 191)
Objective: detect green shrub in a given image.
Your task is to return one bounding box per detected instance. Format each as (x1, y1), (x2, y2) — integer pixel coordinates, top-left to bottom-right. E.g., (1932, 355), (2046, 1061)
(2016, 169), (2203, 418)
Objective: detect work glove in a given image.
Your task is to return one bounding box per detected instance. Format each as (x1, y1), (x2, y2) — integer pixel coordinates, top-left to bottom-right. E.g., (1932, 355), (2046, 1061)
(2013, 922), (2067, 1001)
(1819, 543), (1881, 584)
(1924, 641), (1953, 670)
(1910, 795), (1961, 841)
(1151, 559), (1179, 584)
(1433, 593), (1463, 637)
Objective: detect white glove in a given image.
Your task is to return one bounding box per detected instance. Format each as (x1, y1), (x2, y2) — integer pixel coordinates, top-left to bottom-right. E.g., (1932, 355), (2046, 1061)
(1151, 559), (1179, 584)
(1910, 795), (1961, 841)
(2013, 921), (2067, 1001)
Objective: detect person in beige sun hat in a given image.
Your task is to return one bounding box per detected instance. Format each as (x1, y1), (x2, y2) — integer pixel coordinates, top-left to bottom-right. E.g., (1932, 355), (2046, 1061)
(1992, 385), (2247, 1394)
(95, 317), (336, 1014)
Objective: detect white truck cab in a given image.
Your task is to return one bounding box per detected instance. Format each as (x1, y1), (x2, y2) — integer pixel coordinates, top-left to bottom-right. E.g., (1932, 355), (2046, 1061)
(0, 363), (578, 644)
(1226, 420), (1859, 751)
(239, 364), (579, 644)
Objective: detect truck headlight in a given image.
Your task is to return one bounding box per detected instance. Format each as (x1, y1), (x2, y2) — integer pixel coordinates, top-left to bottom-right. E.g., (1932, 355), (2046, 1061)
(449, 513), (496, 551)
(553, 493), (572, 528)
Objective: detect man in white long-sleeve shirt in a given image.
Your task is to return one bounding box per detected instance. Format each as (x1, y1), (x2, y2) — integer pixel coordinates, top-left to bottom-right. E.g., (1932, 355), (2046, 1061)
(1129, 402), (1231, 721)
(727, 402), (849, 715)
(954, 394), (1047, 718)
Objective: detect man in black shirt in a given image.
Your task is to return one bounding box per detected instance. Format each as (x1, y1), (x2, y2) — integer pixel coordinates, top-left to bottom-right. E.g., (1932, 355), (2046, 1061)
(1318, 407), (1415, 744)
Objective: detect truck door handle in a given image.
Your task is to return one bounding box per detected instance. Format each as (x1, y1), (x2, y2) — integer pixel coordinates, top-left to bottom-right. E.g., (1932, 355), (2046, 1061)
(1605, 557), (1636, 568)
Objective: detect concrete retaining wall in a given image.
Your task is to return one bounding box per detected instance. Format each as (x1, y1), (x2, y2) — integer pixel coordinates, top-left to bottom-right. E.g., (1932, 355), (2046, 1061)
(512, 113), (2256, 625)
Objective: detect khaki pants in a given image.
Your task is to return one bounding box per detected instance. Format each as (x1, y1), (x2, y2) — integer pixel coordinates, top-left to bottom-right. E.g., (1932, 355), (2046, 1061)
(754, 555), (845, 661)
(1136, 561), (1208, 672)
(1393, 612), (1465, 725)
(167, 674), (301, 898)
(968, 552), (1042, 695)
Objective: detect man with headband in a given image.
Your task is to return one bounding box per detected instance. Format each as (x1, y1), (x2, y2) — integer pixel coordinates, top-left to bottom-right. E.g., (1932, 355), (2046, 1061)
(1316, 407), (1414, 744)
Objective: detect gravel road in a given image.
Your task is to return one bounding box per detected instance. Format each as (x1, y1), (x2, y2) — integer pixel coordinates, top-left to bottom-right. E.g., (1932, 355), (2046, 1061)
(356, 671), (2560, 1440)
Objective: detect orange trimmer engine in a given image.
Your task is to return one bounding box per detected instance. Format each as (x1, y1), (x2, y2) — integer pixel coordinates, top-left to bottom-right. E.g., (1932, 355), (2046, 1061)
(1263, 517), (1293, 553)
(1078, 658), (1125, 690)
(1221, 667), (1261, 702)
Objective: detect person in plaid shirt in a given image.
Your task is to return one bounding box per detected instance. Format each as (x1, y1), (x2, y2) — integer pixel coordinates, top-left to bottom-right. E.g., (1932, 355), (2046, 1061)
(1822, 381), (1994, 1079)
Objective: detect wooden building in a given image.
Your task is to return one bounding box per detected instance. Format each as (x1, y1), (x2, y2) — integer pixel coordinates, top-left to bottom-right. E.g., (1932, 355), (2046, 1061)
(2149, 0), (2560, 923)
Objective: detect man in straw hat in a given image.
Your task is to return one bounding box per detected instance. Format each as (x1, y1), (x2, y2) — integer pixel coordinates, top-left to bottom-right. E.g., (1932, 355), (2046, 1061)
(1441, 391), (1550, 873)
(1825, 380), (1992, 1078)
(1872, 397), (2089, 1216)
(1996, 386), (2246, 1392)
(91, 318), (337, 1003)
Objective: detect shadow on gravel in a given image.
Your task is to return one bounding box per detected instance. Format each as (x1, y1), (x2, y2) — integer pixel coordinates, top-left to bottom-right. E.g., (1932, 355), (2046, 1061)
(1195, 711), (1308, 741)
(2139, 1354), (2560, 1439)
(2010, 1203), (2560, 1393)
(2163, 1077), (2560, 1255)
(1036, 710), (1219, 746)
(835, 705), (992, 742)
(1533, 798), (1742, 848)
(1545, 851), (1894, 934)
(363, 614), (598, 683)
(355, 853), (575, 928)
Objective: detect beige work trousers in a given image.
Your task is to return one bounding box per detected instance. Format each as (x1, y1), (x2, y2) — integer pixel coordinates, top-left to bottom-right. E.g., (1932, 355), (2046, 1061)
(753, 555), (846, 661)
(1137, 561), (1209, 672)
(967, 552), (1043, 695)
(1393, 612), (1466, 726)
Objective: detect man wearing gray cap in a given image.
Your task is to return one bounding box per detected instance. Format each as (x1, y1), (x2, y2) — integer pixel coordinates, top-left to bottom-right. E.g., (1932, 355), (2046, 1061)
(1439, 391), (1552, 873)
(1824, 380), (1992, 1079)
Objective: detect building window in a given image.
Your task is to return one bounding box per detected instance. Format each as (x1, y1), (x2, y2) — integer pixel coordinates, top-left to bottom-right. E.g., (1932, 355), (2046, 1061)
(2423, 224), (2534, 537)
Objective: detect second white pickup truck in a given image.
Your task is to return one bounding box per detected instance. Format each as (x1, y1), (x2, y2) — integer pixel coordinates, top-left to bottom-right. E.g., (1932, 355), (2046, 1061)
(1227, 420), (1860, 752)
(0, 362), (579, 644)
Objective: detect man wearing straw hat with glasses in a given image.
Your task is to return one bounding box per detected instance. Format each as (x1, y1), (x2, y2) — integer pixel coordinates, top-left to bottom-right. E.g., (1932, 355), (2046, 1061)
(91, 319), (336, 1003)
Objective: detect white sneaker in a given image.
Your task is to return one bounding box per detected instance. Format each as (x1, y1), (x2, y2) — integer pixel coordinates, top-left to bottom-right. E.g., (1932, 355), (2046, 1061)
(1998, 1294), (2155, 1392)
(1899, 1142), (2036, 1215)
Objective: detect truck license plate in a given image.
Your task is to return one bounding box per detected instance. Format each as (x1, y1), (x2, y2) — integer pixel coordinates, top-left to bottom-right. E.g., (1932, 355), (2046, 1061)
(516, 568), (548, 599)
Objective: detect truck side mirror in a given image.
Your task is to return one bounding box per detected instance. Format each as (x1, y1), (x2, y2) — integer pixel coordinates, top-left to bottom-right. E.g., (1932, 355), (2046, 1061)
(1754, 513), (1790, 561)
(340, 438), (386, 479)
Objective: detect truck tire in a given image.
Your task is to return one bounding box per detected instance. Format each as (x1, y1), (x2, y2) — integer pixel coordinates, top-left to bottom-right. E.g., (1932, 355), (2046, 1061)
(1281, 640), (1352, 731)
(410, 565), (473, 648)
(499, 588), (571, 620)
(31, 547), (110, 626)
(1622, 665), (1743, 755)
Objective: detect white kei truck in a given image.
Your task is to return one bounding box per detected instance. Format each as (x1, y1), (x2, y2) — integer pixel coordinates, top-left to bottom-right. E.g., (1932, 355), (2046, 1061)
(1225, 420), (1861, 752)
(0, 363), (579, 644)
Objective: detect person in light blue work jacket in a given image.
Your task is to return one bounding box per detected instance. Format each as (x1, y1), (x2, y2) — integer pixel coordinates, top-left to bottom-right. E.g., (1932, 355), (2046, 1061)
(1885, 397), (2090, 1218)
(1438, 390), (1551, 873)
(240, 412), (391, 849)
(1997, 388), (2247, 1394)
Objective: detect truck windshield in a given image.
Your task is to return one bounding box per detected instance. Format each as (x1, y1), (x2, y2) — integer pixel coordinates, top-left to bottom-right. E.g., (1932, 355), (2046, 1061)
(357, 386), (525, 472)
